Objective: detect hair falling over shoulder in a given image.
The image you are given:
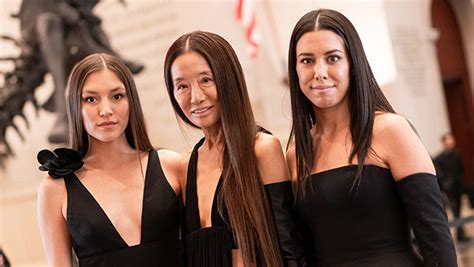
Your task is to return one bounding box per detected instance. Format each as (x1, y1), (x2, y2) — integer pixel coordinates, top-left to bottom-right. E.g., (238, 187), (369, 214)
(164, 31), (283, 266)
(287, 9), (395, 199)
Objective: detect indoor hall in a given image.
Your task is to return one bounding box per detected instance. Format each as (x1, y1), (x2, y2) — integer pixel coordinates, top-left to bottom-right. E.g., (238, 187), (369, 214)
(0, 0), (473, 266)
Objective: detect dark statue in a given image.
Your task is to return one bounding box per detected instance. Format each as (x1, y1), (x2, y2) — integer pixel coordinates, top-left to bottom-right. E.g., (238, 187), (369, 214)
(0, 0), (143, 168)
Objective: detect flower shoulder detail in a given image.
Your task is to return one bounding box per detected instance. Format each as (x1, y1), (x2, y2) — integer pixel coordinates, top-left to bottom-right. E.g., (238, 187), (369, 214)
(37, 148), (84, 179)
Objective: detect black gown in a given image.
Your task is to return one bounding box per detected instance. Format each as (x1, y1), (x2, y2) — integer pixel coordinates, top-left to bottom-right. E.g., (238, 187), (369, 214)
(295, 165), (424, 266)
(182, 138), (235, 267)
(64, 150), (182, 267)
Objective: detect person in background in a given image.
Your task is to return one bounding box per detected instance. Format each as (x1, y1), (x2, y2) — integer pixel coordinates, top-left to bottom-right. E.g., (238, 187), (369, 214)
(434, 132), (470, 242)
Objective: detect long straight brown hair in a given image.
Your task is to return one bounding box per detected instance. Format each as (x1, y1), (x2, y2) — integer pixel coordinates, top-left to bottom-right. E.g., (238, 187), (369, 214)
(287, 9), (395, 198)
(164, 31), (283, 267)
(66, 53), (153, 156)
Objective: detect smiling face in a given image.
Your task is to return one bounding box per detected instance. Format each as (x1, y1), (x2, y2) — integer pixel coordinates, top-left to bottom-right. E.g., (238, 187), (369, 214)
(295, 30), (350, 111)
(171, 51), (221, 129)
(81, 68), (130, 144)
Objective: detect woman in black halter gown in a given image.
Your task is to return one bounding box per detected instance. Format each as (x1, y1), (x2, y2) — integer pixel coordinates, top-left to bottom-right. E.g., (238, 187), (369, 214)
(286, 9), (457, 266)
(163, 31), (306, 266)
(37, 53), (182, 266)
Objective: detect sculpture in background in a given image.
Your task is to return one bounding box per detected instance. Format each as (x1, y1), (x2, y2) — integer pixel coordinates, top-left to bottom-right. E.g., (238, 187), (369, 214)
(0, 0), (143, 168)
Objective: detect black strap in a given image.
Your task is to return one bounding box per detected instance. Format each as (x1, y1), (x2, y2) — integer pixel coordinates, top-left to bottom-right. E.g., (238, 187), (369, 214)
(185, 138), (206, 231)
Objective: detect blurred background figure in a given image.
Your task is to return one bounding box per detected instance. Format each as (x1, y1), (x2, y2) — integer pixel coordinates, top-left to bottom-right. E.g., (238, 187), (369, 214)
(434, 132), (471, 242)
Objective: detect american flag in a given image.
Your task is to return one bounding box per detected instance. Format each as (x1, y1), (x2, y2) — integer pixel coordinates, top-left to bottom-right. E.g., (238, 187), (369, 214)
(235, 0), (261, 58)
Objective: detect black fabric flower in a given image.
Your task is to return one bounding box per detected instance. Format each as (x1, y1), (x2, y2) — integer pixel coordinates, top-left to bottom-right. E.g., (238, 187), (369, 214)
(37, 148), (84, 179)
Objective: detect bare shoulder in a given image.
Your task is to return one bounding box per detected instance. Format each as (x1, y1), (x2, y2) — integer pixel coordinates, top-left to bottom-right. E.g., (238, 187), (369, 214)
(176, 150), (192, 173)
(255, 132), (283, 158)
(373, 112), (420, 152)
(37, 176), (72, 265)
(38, 176), (67, 200)
(255, 132), (290, 184)
(179, 149), (193, 164)
(373, 112), (411, 134)
(373, 112), (435, 181)
(373, 113), (419, 149)
(157, 149), (181, 165)
(37, 175), (67, 220)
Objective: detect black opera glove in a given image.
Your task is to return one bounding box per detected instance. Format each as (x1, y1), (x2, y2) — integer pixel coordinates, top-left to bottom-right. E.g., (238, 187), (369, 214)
(265, 181), (307, 267)
(37, 148), (83, 179)
(396, 173), (457, 267)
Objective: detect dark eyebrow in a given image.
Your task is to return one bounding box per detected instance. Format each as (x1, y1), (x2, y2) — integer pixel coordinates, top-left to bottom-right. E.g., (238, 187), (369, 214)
(297, 52), (314, 58)
(82, 86), (125, 94)
(173, 71), (213, 83)
(324, 49), (343, 55)
(110, 86), (126, 92)
(297, 49), (344, 58)
(199, 71), (213, 76)
(173, 77), (183, 83)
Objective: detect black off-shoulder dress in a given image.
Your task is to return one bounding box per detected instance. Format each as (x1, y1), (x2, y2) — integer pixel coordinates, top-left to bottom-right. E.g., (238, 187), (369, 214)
(294, 165), (456, 266)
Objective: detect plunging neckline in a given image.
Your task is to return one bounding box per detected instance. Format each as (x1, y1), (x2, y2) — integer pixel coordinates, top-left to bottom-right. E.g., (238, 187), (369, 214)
(197, 175), (224, 229)
(191, 137), (225, 229)
(70, 151), (151, 248)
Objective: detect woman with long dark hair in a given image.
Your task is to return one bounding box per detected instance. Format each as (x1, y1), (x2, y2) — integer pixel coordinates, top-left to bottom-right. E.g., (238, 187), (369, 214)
(37, 53), (182, 266)
(286, 9), (456, 266)
(164, 31), (305, 267)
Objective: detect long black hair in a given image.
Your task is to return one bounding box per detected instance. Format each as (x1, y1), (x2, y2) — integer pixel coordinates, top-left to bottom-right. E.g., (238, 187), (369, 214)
(287, 9), (395, 197)
(164, 31), (282, 267)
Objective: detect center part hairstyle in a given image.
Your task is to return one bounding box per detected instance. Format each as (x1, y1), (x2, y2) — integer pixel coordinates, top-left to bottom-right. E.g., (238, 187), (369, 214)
(164, 31), (282, 267)
(66, 53), (153, 157)
(287, 9), (395, 196)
